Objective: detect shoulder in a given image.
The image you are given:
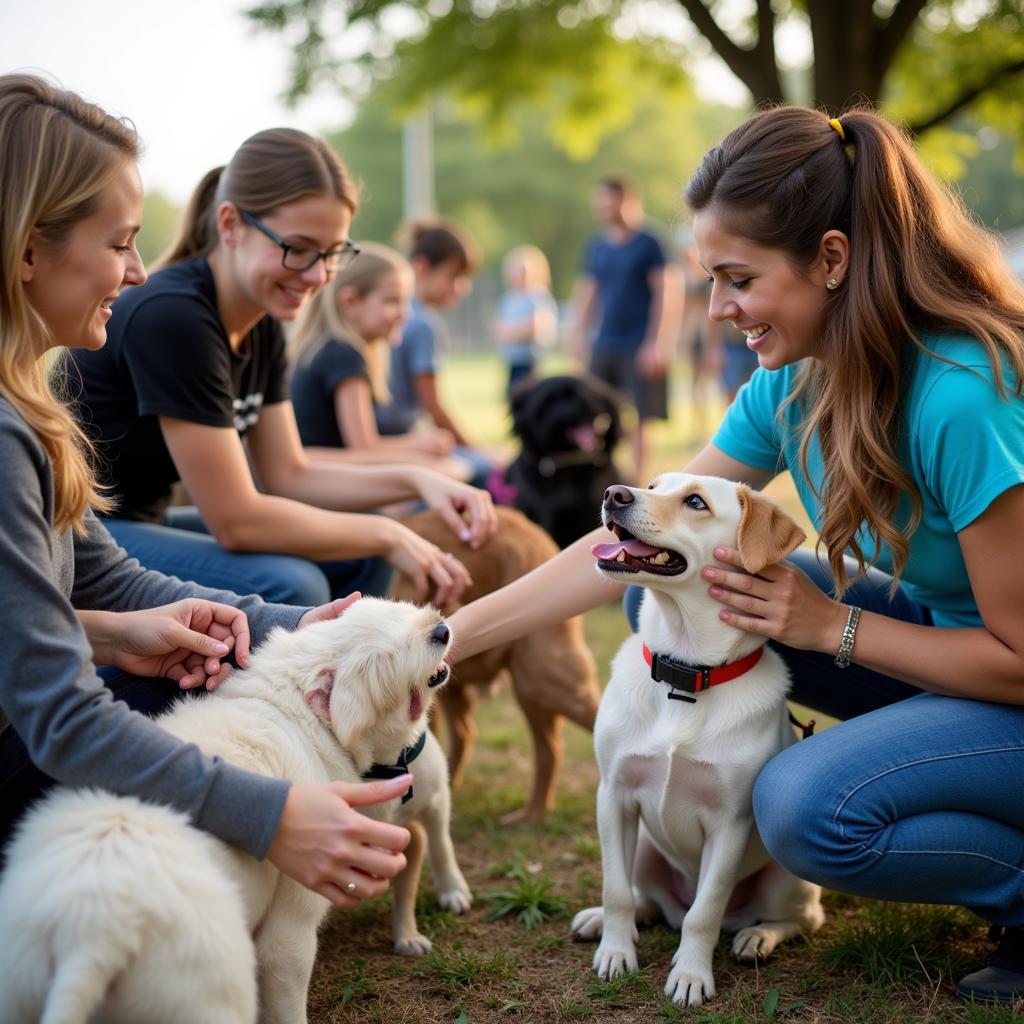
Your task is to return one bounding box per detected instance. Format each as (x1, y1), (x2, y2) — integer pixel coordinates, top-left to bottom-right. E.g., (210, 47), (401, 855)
(315, 336), (368, 373)
(912, 333), (1021, 420)
(112, 260), (221, 336)
(0, 398), (47, 468)
(634, 228), (666, 260)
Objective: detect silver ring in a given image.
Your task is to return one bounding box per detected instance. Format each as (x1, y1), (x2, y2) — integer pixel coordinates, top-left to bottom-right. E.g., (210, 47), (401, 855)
(344, 881), (357, 895)
(444, 551), (455, 560)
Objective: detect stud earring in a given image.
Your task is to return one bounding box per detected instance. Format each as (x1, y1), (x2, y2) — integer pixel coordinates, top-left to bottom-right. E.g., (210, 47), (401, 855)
(826, 277), (840, 290)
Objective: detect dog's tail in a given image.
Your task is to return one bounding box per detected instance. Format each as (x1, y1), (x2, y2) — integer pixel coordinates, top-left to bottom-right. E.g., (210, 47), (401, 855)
(41, 944), (130, 1024)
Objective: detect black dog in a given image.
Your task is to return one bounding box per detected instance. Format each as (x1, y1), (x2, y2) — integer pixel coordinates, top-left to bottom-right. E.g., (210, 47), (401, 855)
(506, 374), (624, 548)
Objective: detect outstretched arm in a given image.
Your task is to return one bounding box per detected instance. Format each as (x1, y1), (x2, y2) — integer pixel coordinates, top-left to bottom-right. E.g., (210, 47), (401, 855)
(448, 444), (772, 659)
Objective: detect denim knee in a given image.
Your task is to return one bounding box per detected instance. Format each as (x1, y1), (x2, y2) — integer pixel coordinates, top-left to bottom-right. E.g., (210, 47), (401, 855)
(263, 558), (332, 606)
(753, 743), (840, 886)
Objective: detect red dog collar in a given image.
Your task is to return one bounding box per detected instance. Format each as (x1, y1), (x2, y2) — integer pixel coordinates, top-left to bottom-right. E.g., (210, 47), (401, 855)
(642, 643), (765, 703)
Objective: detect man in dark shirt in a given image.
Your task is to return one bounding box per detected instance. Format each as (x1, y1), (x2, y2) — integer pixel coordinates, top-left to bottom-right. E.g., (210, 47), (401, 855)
(568, 176), (671, 484)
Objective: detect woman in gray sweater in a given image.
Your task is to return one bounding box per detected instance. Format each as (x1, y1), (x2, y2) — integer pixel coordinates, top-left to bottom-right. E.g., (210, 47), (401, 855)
(0, 73), (410, 907)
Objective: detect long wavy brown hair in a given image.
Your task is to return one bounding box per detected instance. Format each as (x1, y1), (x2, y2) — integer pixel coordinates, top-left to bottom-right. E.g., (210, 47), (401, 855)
(685, 105), (1024, 594)
(0, 74), (139, 531)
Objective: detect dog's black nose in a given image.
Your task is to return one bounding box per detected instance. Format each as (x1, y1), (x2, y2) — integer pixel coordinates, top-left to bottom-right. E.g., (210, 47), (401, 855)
(430, 622), (450, 646)
(603, 485), (634, 511)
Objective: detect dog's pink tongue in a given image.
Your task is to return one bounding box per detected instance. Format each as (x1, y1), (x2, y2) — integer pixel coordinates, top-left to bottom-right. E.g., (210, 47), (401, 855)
(567, 424), (598, 451)
(592, 538), (663, 560)
(410, 689), (423, 721)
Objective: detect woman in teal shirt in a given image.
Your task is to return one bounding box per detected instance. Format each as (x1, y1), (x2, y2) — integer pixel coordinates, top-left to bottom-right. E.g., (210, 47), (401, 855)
(447, 105), (1024, 1003)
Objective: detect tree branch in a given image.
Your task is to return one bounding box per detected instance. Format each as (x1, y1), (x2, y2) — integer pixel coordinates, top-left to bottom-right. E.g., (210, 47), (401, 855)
(873, 0), (930, 79)
(908, 58), (1024, 134)
(674, 0), (783, 101)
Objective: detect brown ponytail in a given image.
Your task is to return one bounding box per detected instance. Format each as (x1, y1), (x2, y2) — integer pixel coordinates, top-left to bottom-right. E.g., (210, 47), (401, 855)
(686, 104), (1024, 594)
(159, 127), (358, 268)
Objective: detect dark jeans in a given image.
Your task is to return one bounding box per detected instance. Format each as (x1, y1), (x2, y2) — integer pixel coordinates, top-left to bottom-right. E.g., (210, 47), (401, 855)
(106, 507), (393, 607)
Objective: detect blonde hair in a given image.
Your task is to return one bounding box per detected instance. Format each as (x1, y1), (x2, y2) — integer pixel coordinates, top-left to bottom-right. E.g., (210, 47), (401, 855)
(686, 104), (1024, 595)
(503, 245), (551, 291)
(0, 74), (139, 531)
(291, 242), (412, 403)
(159, 127), (358, 268)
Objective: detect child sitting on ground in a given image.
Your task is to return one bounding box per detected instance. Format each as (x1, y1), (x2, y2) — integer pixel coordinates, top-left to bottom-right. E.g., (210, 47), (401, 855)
(492, 245), (558, 395)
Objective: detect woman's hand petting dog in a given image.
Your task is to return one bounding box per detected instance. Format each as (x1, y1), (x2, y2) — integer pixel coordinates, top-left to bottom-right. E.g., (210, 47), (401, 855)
(266, 777), (412, 908)
(78, 599), (250, 690)
(704, 546), (848, 653)
(384, 519), (474, 606)
(410, 466), (499, 550)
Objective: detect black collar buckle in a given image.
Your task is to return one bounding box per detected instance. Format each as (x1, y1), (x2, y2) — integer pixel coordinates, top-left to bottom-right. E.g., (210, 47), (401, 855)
(361, 731), (427, 803)
(649, 651), (710, 703)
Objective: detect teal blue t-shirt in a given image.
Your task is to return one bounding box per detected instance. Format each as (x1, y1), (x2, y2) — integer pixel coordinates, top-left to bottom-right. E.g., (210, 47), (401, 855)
(712, 334), (1024, 627)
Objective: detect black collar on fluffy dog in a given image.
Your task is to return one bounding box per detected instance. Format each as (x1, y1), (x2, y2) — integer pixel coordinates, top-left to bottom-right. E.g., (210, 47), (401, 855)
(506, 374), (624, 549)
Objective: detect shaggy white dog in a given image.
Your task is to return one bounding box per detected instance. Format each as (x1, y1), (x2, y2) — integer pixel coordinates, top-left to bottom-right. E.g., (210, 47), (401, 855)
(573, 475), (825, 1006)
(0, 598), (460, 1024)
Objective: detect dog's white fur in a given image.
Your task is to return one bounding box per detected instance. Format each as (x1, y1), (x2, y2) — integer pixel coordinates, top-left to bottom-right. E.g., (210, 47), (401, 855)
(0, 598), (468, 1024)
(571, 473), (825, 1006)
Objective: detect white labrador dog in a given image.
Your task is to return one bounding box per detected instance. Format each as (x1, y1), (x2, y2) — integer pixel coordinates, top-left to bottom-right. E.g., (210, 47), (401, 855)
(0, 598), (468, 1024)
(572, 473), (825, 1007)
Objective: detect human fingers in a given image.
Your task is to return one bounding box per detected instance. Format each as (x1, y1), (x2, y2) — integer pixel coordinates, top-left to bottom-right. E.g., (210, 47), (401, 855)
(432, 499), (473, 547)
(462, 488), (498, 547)
(338, 777), (414, 828)
(199, 601), (251, 668)
(701, 565), (770, 602)
(166, 622), (232, 661)
(426, 556), (458, 607)
(316, 882), (361, 908)
(174, 651), (208, 690)
(433, 552), (471, 606)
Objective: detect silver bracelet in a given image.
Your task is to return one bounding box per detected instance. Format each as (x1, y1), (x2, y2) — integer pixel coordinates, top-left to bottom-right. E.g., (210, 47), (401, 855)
(834, 605), (862, 669)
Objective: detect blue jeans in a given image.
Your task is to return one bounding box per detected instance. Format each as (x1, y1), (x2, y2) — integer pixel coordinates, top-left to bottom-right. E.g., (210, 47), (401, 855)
(105, 507), (392, 607)
(624, 549), (1024, 925)
(452, 446), (494, 490)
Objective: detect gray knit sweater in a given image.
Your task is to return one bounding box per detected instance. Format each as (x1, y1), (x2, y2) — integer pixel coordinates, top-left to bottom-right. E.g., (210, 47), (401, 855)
(0, 397), (305, 858)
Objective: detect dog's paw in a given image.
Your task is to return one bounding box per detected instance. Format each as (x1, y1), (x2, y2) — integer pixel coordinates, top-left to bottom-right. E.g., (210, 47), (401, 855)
(498, 806), (544, 826)
(664, 961), (716, 1006)
(570, 905), (604, 941)
(395, 932), (433, 956)
(731, 925), (780, 961)
(438, 884), (472, 915)
(593, 940), (638, 980)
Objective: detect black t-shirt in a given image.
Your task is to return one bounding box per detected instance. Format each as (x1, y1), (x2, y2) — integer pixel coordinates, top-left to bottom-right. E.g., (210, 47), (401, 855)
(289, 336), (369, 449)
(71, 258), (289, 522)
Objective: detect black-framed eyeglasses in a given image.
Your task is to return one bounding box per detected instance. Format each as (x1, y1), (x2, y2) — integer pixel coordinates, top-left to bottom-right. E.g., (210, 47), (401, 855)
(238, 209), (359, 273)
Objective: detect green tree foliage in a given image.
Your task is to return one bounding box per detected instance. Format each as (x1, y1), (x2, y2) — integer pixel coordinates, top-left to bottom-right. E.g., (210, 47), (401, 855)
(249, 0), (1024, 154)
(137, 190), (181, 268)
(333, 80), (741, 296)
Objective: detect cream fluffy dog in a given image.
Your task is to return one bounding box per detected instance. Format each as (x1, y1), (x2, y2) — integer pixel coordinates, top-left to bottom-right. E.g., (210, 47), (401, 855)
(0, 598), (468, 1024)
(572, 474), (825, 1007)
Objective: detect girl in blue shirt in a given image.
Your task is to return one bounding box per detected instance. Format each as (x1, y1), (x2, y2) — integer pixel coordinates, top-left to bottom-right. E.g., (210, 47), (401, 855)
(448, 105), (1024, 1003)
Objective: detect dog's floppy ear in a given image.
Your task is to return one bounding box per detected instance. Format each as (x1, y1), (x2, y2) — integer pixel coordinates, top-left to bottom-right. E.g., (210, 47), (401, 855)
(735, 486), (806, 574)
(304, 669), (335, 722)
(322, 649), (395, 748)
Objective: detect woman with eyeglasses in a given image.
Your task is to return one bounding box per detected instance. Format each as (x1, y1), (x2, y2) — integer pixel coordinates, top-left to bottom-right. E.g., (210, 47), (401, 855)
(72, 128), (496, 607)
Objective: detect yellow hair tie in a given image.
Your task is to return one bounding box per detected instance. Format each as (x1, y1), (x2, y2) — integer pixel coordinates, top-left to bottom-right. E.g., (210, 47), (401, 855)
(828, 117), (846, 142)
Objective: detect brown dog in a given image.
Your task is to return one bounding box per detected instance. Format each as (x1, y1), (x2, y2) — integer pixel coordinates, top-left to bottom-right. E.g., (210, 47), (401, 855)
(392, 507), (601, 822)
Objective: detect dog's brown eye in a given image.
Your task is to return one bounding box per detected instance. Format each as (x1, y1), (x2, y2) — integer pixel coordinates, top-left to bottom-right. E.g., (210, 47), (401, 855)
(683, 493), (708, 511)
